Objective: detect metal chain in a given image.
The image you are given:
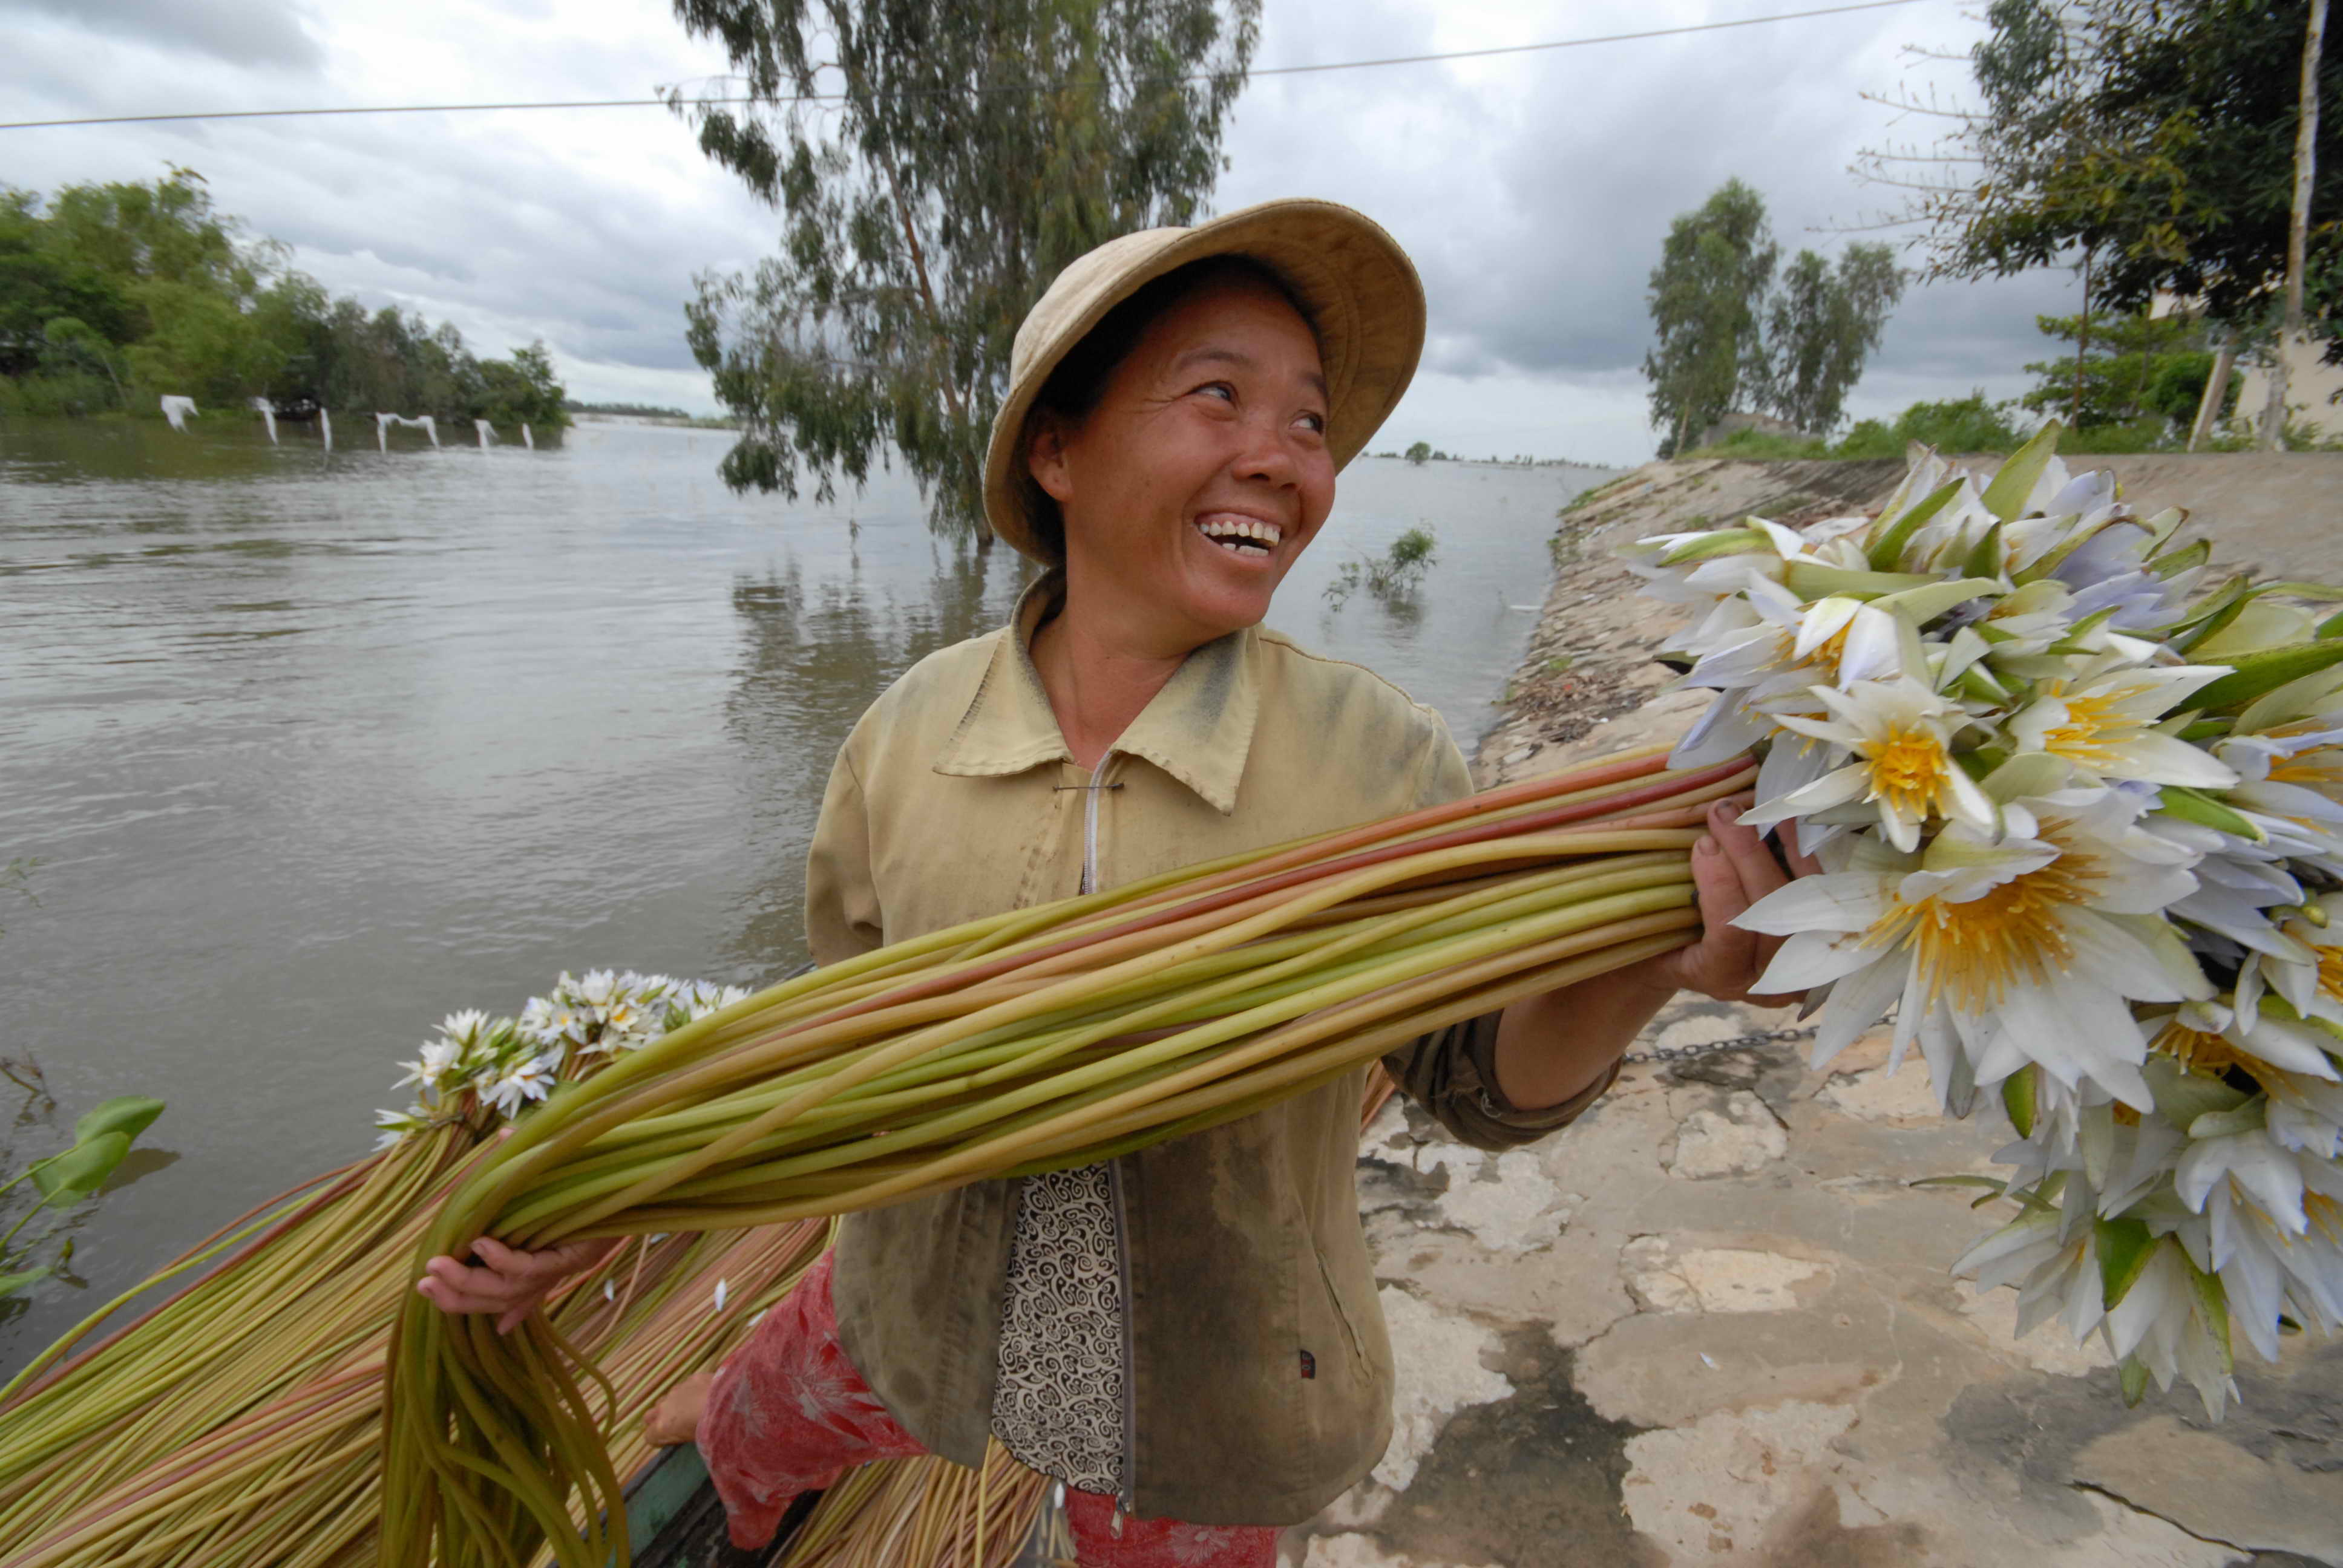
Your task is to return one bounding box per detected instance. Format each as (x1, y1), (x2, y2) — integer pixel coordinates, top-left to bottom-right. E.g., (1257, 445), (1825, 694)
(1623, 1024), (1817, 1065)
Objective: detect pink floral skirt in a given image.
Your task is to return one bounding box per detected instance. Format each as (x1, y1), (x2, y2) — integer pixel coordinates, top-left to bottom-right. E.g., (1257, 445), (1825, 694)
(697, 1250), (1280, 1568)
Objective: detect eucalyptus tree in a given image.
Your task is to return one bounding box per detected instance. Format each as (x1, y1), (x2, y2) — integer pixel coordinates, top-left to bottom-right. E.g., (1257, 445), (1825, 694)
(1643, 180), (1902, 451)
(1643, 179), (1777, 456)
(1757, 243), (1904, 436)
(669, 0), (1261, 541)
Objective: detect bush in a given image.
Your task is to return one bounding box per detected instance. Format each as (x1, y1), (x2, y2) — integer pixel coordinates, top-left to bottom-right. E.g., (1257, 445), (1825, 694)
(1680, 427), (1830, 460)
(0, 371), (119, 416)
(1326, 527), (1438, 608)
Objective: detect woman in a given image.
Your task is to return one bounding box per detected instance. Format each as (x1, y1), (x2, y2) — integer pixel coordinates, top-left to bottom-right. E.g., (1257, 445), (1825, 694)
(419, 198), (1815, 1566)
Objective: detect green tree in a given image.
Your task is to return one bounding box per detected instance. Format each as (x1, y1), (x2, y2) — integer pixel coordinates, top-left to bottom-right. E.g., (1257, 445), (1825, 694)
(1644, 178), (1777, 457)
(1404, 440), (1431, 465)
(1755, 243), (1904, 435)
(1881, 1), (2340, 353)
(669, 0), (1260, 541)
(2017, 305), (2216, 428)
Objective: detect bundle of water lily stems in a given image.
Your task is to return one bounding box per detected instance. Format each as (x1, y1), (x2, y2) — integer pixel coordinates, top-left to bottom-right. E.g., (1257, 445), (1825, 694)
(383, 743), (1752, 1568)
(0, 1114), (841, 1568)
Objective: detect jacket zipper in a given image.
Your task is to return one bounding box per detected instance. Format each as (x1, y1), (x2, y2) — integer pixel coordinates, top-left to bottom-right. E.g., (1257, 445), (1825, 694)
(1081, 753), (1139, 1529)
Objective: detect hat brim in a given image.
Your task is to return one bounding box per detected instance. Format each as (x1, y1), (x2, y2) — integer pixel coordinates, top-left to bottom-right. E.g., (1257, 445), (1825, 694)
(983, 198), (1426, 565)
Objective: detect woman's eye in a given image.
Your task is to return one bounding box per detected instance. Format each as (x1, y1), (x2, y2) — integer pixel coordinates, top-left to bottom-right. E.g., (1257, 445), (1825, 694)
(1297, 411), (1326, 434)
(1196, 381), (1236, 402)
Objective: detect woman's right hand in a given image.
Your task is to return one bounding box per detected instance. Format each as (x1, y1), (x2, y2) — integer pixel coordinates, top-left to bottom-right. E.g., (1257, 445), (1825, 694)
(415, 1235), (623, 1334)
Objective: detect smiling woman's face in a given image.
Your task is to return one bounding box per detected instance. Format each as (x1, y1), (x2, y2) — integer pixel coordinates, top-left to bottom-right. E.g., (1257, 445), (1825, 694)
(1027, 272), (1337, 650)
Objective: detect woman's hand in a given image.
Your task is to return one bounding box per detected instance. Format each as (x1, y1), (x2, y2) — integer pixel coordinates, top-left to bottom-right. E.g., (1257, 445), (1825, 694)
(414, 1235), (623, 1334)
(1643, 794), (1821, 1006)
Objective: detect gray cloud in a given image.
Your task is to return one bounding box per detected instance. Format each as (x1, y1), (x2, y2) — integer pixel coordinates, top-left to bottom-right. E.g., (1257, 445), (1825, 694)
(2, 0), (2086, 445)
(3, 0), (325, 72)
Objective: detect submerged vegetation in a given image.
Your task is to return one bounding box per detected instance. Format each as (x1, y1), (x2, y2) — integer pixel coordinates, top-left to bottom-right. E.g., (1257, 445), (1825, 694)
(0, 169), (566, 427)
(1325, 526), (1439, 608)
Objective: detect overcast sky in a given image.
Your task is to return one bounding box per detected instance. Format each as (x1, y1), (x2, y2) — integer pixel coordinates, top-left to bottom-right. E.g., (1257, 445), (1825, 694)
(2, 0), (2083, 465)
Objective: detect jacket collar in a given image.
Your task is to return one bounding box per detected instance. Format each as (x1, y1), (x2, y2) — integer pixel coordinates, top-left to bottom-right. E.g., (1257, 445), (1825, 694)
(934, 573), (1259, 815)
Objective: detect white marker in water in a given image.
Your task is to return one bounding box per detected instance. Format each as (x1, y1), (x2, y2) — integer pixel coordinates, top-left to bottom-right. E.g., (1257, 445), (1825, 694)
(160, 395), (198, 431)
(522, 422), (534, 451)
(474, 419), (494, 449)
(250, 397), (278, 445)
(375, 411), (393, 453)
(320, 408), (333, 452)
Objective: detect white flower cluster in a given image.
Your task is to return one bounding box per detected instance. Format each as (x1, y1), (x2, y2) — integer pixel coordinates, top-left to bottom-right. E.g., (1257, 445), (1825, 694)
(373, 970), (750, 1145)
(1622, 428), (2343, 1417)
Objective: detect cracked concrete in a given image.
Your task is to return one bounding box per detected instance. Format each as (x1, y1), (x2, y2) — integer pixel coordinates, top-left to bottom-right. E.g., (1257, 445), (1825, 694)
(1283, 457), (2343, 1567)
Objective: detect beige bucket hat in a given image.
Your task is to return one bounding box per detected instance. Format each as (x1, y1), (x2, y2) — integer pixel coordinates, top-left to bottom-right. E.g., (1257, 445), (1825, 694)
(982, 197), (1426, 564)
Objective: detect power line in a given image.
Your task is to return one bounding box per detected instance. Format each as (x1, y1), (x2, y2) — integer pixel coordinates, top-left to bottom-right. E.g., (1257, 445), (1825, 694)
(1, 0), (1932, 132)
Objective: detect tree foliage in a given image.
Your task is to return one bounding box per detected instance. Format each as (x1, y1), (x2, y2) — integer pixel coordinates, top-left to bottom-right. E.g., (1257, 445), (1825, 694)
(1758, 243), (1906, 434)
(1, 169), (566, 425)
(1643, 179), (1902, 453)
(2017, 304), (2235, 428)
(670, 0), (1260, 540)
(1644, 179), (1777, 456)
(1879, 0), (2342, 344)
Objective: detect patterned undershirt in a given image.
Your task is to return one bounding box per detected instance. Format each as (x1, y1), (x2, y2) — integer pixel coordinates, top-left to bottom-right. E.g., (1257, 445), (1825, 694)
(989, 1161), (1127, 1494)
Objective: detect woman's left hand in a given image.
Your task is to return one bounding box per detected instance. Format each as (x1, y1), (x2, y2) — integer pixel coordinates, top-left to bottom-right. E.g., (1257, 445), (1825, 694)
(1642, 795), (1820, 1006)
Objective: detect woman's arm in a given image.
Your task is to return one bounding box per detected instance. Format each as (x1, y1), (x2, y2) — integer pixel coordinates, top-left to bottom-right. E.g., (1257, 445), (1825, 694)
(1489, 795), (1818, 1111)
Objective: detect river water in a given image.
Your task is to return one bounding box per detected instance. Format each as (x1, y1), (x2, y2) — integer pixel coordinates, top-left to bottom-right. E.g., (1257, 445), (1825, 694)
(0, 414), (1616, 1365)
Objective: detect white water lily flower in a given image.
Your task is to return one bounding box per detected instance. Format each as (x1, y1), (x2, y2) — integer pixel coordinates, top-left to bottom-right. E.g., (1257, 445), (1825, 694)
(2101, 1237), (2237, 1420)
(393, 1036), (464, 1094)
(1738, 790), (2208, 1108)
(1743, 678), (1996, 852)
(2005, 658), (2240, 790)
(480, 1051), (562, 1119)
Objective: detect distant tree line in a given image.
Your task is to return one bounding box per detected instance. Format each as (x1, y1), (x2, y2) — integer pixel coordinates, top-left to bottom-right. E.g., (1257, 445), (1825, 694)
(1, 168), (566, 427)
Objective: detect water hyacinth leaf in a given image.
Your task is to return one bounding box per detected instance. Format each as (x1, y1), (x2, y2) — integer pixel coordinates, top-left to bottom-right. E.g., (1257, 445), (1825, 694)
(1657, 528), (1769, 566)
(31, 1131), (131, 1207)
(2119, 1354), (2151, 1406)
(71, 1096), (165, 1148)
(2186, 641), (2343, 714)
(2095, 1217), (2157, 1310)
(0, 1266), (50, 1298)
(2001, 1064), (2038, 1138)
(1864, 478), (1964, 570)
(1979, 421), (2061, 523)
(1781, 563), (1936, 600)
(2320, 606), (2343, 639)
(2155, 787), (2266, 842)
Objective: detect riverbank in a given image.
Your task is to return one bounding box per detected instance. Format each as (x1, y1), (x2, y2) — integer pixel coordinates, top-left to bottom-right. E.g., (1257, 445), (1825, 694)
(1297, 454), (2343, 1567)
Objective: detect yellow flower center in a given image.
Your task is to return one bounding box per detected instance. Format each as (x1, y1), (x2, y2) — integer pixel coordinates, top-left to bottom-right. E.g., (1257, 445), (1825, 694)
(2319, 946), (2343, 1004)
(2149, 1019), (2253, 1080)
(2041, 688), (2135, 772)
(1863, 725), (1953, 819)
(1863, 853), (2096, 1011)
(2269, 747), (2343, 786)
(1804, 621), (1853, 677)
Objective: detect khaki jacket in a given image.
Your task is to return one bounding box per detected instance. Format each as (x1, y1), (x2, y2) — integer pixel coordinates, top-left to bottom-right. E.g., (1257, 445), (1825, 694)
(810, 578), (1615, 1525)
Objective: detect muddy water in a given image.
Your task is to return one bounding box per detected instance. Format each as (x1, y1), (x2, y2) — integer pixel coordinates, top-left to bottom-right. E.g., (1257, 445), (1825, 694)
(0, 413), (1617, 1364)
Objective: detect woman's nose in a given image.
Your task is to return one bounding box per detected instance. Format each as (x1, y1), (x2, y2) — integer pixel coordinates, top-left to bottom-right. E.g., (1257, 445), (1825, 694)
(1231, 413), (1301, 487)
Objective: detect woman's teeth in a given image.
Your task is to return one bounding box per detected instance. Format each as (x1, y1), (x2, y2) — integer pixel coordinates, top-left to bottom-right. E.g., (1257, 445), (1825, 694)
(1194, 517), (1282, 557)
